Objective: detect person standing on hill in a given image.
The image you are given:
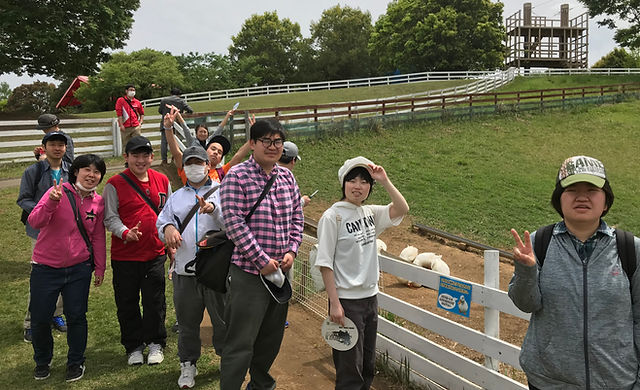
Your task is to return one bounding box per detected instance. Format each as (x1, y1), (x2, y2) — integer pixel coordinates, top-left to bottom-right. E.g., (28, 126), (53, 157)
(103, 136), (171, 367)
(509, 156), (640, 389)
(158, 88), (193, 164)
(115, 84), (145, 154)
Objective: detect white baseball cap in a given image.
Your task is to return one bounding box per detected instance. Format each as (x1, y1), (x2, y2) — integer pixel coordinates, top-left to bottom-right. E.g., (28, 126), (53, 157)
(338, 156), (374, 185)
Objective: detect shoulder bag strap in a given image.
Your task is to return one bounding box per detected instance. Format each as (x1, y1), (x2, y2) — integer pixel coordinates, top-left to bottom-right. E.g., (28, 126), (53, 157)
(124, 98), (140, 120)
(246, 173), (277, 222)
(63, 187), (94, 263)
(118, 172), (160, 215)
(178, 186), (219, 235)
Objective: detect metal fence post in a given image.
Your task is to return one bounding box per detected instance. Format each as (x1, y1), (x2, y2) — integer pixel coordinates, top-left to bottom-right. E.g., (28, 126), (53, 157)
(484, 250), (500, 371)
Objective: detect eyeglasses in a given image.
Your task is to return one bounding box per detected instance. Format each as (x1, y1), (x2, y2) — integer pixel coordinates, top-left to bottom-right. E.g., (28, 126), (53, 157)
(257, 138), (284, 148)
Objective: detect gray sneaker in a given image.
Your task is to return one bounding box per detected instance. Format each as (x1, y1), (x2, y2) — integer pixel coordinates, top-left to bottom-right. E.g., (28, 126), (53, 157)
(127, 346), (144, 366)
(147, 343), (164, 365)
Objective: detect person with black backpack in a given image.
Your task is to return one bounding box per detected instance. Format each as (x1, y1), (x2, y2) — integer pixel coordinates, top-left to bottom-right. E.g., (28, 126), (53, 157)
(509, 155), (640, 390)
(17, 131), (72, 343)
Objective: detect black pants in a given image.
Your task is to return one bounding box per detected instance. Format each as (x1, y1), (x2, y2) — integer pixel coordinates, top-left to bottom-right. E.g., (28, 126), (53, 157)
(332, 295), (378, 390)
(112, 255), (167, 353)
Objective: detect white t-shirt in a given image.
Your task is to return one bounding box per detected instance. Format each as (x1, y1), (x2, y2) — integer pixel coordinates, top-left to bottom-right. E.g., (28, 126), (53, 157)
(315, 201), (403, 299)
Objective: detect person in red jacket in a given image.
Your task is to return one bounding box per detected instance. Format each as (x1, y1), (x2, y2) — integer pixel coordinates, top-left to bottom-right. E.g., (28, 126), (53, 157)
(103, 136), (171, 367)
(115, 84), (145, 154)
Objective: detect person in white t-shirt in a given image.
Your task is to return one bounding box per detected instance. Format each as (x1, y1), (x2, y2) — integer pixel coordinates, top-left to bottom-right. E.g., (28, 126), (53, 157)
(315, 156), (409, 390)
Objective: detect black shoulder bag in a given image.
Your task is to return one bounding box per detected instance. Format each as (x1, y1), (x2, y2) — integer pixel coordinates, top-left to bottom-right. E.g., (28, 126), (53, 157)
(190, 173), (277, 293)
(63, 187), (94, 268)
(118, 172), (160, 215)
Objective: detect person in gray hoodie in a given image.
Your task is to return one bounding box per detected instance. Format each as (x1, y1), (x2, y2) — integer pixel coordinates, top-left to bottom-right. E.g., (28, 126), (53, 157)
(509, 155), (640, 390)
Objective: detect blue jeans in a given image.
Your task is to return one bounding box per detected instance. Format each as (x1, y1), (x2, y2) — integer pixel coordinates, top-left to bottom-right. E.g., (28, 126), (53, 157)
(29, 260), (93, 367)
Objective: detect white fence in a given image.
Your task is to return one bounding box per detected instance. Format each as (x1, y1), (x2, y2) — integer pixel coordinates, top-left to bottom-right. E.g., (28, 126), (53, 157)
(141, 70), (501, 108)
(142, 67), (640, 108)
(293, 234), (529, 389)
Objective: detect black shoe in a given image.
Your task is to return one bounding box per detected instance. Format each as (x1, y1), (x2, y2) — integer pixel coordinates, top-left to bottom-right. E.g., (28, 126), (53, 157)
(23, 328), (32, 343)
(66, 364), (85, 382)
(34, 364), (50, 380)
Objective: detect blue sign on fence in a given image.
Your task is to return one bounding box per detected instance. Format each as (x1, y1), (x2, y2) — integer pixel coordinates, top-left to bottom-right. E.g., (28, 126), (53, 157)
(437, 276), (472, 317)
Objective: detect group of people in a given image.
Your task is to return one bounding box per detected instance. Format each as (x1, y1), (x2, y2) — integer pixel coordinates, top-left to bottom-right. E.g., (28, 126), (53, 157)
(18, 88), (640, 390)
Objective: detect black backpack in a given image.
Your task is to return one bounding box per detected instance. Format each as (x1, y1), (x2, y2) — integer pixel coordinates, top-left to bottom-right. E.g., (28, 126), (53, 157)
(533, 223), (637, 284)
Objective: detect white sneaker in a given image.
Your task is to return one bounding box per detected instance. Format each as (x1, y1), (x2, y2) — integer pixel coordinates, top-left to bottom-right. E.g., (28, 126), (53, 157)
(147, 343), (164, 365)
(178, 361), (197, 389)
(127, 347), (144, 366)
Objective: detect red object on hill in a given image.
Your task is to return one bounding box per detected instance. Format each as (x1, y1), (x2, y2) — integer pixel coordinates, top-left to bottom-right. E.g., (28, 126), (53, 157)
(56, 76), (89, 109)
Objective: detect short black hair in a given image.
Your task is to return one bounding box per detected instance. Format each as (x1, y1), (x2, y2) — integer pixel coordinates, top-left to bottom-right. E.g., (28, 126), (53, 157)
(341, 166), (374, 201)
(69, 154), (107, 185)
(124, 83), (135, 90)
(279, 155), (294, 164)
(250, 119), (286, 142)
(550, 180), (615, 218)
(171, 87), (182, 96)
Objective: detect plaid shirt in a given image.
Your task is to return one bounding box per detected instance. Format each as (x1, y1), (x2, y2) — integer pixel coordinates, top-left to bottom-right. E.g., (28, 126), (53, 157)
(220, 155), (304, 274)
(555, 220), (613, 262)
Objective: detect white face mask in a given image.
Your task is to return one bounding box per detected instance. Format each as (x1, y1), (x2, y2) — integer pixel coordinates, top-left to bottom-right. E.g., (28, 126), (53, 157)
(184, 164), (207, 183)
(127, 90), (136, 98)
(75, 181), (97, 193)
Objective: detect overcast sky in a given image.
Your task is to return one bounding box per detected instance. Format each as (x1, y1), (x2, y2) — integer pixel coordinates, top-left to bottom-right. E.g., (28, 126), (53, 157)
(0, 0), (620, 89)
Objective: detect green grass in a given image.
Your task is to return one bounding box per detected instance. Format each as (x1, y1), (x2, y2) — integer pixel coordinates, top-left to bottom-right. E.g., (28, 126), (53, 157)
(497, 74), (640, 92)
(290, 98), (640, 248)
(73, 80), (470, 119)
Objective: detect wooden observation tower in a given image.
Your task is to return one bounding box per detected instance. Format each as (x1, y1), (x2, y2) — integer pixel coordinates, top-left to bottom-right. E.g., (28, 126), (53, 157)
(505, 3), (588, 68)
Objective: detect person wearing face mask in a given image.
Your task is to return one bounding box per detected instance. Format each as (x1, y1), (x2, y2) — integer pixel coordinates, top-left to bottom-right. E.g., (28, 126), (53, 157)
(115, 84), (145, 154)
(162, 106), (252, 186)
(156, 145), (226, 389)
(27, 154), (107, 383)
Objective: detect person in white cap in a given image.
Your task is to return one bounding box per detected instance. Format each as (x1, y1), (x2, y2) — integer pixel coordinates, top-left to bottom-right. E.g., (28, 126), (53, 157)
(315, 156), (409, 390)
(509, 155), (640, 389)
(278, 141), (311, 207)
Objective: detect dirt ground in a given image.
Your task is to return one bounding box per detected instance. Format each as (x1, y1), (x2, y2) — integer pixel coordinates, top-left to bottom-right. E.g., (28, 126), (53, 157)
(216, 199), (529, 389)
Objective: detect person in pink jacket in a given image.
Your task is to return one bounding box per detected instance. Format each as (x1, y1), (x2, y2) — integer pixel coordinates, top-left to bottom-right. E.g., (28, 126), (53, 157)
(27, 154), (107, 383)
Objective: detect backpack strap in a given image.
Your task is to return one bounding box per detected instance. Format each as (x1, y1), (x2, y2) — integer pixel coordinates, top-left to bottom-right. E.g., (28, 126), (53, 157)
(533, 223), (555, 267)
(615, 229), (637, 285)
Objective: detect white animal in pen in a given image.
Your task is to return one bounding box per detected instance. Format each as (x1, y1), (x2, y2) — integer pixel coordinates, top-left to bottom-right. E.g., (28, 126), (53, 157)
(397, 246), (421, 287)
(414, 252), (451, 276)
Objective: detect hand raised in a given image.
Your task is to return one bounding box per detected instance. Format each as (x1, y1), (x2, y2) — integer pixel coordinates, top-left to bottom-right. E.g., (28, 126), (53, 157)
(248, 113), (256, 126)
(49, 178), (63, 201)
(511, 229), (536, 267)
(196, 194), (215, 214)
(125, 221), (143, 242)
(367, 164), (389, 183)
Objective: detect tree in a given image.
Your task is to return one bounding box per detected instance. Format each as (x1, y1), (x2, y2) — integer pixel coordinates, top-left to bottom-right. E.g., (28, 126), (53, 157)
(0, 1), (140, 79)
(0, 82), (10, 100)
(369, 0), (504, 73)
(5, 82), (56, 113)
(579, 0), (640, 49)
(229, 12), (306, 85)
(75, 49), (185, 112)
(175, 52), (236, 92)
(310, 6), (376, 81)
(592, 48), (639, 68)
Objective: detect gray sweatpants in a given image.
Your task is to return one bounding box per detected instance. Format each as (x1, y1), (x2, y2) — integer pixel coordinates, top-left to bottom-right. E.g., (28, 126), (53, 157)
(172, 273), (227, 361)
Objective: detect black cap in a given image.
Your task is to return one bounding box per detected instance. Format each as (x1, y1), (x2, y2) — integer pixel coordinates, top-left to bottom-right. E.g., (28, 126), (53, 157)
(206, 135), (231, 156)
(42, 131), (67, 145)
(36, 114), (60, 130)
(125, 135), (153, 154)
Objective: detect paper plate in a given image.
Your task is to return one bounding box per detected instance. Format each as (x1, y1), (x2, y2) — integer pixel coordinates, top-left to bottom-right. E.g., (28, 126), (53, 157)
(232, 102), (240, 110)
(321, 316), (358, 351)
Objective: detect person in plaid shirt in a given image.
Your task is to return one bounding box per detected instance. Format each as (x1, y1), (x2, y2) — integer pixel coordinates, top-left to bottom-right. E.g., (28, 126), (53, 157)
(219, 118), (304, 390)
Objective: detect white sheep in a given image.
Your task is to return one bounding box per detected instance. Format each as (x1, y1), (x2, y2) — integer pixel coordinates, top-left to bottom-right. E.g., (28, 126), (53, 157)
(376, 239), (387, 254)
(398, 246), (420, 287)
(414, 252), (451, 276)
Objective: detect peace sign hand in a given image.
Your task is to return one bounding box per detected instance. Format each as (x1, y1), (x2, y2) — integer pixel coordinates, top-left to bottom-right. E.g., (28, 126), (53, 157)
(162, 104), (179, 129)
(510, 229), (537, 267)
(125, 221), (143, 242)
(49, 178), (63, 201)
(196, 194), (215, 214)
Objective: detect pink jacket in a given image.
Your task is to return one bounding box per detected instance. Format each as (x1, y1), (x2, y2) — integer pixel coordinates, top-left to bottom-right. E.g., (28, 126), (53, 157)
(28, 182), (106, 277)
